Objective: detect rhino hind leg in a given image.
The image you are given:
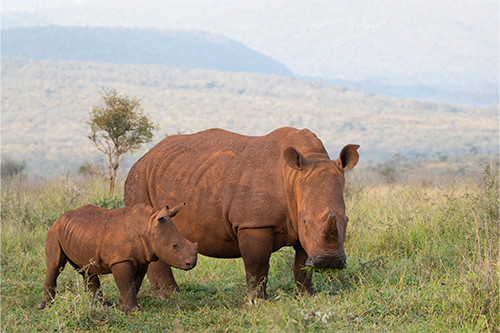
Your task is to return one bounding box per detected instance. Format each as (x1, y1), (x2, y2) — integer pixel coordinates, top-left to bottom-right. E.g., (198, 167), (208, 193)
(39, 239), (67, 309)
(147, 260), (180, 299)
(293, 244), (314, 296)
(238, 228), (275, 300)
(81, 273), (111, 307)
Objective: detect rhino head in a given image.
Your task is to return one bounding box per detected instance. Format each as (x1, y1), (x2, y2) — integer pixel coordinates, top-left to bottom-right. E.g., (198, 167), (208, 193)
(284, 144), (359, 269)
(153, 202), (198, 270)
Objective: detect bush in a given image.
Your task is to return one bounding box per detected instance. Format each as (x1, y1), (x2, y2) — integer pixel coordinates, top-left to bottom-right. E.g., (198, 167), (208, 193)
(1, 158), (26, 177)
(90, 195), (125, 209)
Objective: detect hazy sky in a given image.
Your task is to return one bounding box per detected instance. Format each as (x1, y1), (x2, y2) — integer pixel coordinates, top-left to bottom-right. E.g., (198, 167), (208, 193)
(2, 0), (498, 91)
(1, 0), (75, 8)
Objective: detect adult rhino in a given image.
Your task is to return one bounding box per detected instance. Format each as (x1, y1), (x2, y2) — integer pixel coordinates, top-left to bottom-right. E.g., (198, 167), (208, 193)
(124, 127), (359, 299)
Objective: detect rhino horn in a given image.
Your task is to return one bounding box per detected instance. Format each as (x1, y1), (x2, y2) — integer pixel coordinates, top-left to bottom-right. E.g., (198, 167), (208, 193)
(322, 210), (337, 238)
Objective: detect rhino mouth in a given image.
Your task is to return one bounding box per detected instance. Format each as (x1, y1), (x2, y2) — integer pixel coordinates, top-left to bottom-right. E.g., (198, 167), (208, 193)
(305, 254), (347, 269)
(181, 260), (197, 271)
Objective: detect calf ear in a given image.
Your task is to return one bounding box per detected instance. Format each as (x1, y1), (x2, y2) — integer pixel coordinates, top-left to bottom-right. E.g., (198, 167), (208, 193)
(168, 202), (186, 218)
(335, 144), (360, 171)
(157, 202), (186, 223)
(284, 146), (310, 171)
(157, 206), (170, 224)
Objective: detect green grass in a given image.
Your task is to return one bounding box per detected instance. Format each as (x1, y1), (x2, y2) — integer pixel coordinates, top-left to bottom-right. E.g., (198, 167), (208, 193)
(1, 167), (498, 332)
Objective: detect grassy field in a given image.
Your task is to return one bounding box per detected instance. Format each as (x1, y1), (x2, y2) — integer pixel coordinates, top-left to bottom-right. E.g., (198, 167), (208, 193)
(1, 164), (498, 332)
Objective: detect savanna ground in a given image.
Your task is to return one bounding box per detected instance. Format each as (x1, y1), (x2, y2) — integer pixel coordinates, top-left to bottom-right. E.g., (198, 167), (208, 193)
(1, 158), (498, 332)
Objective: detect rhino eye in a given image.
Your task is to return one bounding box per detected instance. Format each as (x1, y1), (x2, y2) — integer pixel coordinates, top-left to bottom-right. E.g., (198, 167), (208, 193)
(173, 244), (178, 249)
(303, 220), (306, 224)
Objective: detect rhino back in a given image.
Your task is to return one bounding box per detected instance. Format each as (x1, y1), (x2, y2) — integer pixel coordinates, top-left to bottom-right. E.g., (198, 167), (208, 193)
(50, 204), (152, 273)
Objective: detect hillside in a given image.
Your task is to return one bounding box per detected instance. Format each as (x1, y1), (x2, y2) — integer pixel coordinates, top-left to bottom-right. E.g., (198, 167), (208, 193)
(1, 0), (498, 105)
(1, 26), (291, 76)
(1, 56), (498, 175)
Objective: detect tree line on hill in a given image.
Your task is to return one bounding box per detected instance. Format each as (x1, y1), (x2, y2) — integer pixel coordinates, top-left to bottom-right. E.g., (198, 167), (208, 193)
(2, 56), (498, 175)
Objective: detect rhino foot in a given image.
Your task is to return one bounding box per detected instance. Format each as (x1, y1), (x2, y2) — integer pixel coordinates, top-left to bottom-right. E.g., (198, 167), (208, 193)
(101, 300), (113, 307)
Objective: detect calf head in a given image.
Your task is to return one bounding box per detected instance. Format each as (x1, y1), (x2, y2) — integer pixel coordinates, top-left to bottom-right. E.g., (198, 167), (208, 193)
(284, 144), (359, 269)
(153, 202), (198, 270)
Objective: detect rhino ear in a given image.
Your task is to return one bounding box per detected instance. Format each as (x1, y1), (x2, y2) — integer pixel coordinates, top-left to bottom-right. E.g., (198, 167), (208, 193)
(157, 206), (170, 224)
(168, 202), (186, 218)
(284, 146), (310, 171)
(157, 202), (186, 223)
(335, 144), (360, 171)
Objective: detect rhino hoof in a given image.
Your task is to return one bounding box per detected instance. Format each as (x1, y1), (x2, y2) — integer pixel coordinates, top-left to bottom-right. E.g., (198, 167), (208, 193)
(38, 302), (46, 310)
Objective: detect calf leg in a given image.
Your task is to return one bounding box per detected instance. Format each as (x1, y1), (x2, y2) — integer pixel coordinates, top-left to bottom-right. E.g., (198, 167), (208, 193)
(82, 273), (111, 306)
(147, 261), (180, 299)
(238, 228), (274, 300)
(111, 262), (139, 314)
(293, 244), (314, 296)
(39, 239), (67, 309)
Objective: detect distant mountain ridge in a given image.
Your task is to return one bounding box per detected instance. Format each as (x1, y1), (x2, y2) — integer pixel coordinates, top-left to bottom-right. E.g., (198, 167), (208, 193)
(1, 26), (292, 76)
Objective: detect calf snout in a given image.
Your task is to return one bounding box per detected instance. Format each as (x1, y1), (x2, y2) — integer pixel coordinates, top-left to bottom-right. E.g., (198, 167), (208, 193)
(181, 242), (198, 270)
(182, 260), (197, 270)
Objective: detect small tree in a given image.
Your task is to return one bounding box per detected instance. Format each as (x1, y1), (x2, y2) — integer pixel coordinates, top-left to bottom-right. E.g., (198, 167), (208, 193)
(84, 88), (159, 195)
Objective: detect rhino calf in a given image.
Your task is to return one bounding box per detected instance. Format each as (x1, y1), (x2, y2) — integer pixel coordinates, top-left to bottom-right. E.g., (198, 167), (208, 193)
(38, 202), (197, 313)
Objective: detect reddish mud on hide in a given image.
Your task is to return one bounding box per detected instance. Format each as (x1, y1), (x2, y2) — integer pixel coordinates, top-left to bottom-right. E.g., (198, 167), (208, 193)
(124, 127), (359, 299)
(38, 202), (197, 313)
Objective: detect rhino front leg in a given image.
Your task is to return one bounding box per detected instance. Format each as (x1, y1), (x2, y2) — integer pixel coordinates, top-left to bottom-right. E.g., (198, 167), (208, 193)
(293, 243), (314, 296)
(39, 239), (67, 309)
(111, 262), (140, 314)
(147, 261), (180, 299)
(238, 228), (274, 300)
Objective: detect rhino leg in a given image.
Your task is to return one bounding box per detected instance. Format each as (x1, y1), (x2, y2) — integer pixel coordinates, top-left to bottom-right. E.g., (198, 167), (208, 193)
(133, 265), (149, 295)
(238, 228), (274, 300)
(81, 273), (111, 306)
(147, 261), (180, 299)
(293, 244), (314, 296)
(111, 262), (140, 314)
(39, 238), (67, 309)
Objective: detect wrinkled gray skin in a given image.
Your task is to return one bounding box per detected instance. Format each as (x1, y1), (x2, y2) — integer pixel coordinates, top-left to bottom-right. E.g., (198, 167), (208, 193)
(38, 202), (197, 313)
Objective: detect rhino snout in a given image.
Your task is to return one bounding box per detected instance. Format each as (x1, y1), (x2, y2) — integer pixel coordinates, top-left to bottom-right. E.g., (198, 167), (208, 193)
(182, 260), (196, 270)
(305, 254), (347, 269)
(181, 242), (198, 270)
